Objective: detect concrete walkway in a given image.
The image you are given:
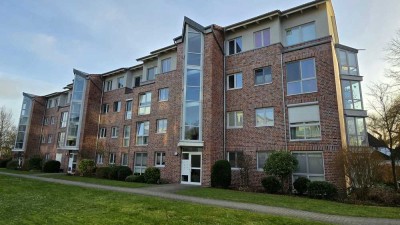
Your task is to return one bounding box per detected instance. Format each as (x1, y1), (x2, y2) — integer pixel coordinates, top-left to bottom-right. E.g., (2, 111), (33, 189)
(1, 171), (399, 225)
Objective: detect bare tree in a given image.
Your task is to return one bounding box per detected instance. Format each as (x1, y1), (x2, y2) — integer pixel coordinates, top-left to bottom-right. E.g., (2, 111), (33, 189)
(0, 106), (16, 158)
(385, 29), (400, 84)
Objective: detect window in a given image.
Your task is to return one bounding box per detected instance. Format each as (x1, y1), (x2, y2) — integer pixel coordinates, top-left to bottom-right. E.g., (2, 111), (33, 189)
(288, 104), (321, 140)
(254, 29), (270, 48)
(50, 116), (55, 125)
(342, 80), (363, 110)
(45, 153), (50, 161)
(123, 125), (131, 147)
(57, 132), (65, 147)
(96, 153), (103, 164)
(157, 119), (167, 133)
(44, 117), (49, 125)
(138, 92), (151, 115)
(117, 77), (124, 88)
(187, 30), (202, 66)
(161, 58), (172, 73)
(125, 100), (132, 120)
(60, 112), (68, 128)
(183, 69), (201, 140)
(286, 58), (317, 95)
(346, 117), (367, 146)
(227, 152), (243, 168)
(134, 153), (147, 174)
(111, 127), (119, 138)
(121, 153), (128, 166)
(113, 101), (121, 112)
(159, 88), (169, 101)
(338, 49), (358, 75)
(106, 80), (113, 91)
(41, 135), (46, 144)
(47, 99), (53, 109)
(286, 22), (316, 46)
(109, 153), (116, 165)
(255, 108), (274, 127)
(227, 73), (242, 90)
(147, 67), (157, 81)
(136, 121), (149, 145)
(227, 111), (243, 128)
(293, 152), (325, 181)
(155, 152), (166, 167)
(101, 104), (109, 114)
(257, 152), (270, 171)
(47, 134), (53, 144)
(99, 128), (107, 138)
(228, 37), (242, 55)
(255, 67), (272, 85)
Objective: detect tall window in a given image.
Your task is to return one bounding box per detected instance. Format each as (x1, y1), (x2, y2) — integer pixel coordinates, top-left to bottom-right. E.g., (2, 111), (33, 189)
(136, 121), (149, 145)
(147, 67), (157, 81)
(161, 58), (172, 73)
(123, 125), (131, 147)
(288, 104), (321, 140)
(66, 75), (86, 147)
(227, 111), (243, 128)
(50, 116), (55, 125)
(47, 134), (53, 144)
(286, 22), (316, 46)
(293, 152), (325, 181)
(342, 80), (363, 110)
(99, 128), (107, 138)
(257, 152), (270, 171)
(60, 112), (68, 128)
(113, 101), (121, 112)
(255, 108), (274, 127)
(125, 100), (132, 120)
(287, 58), (317, 95)
(227, 152), (243, 168)
(106, 80), (113, 91)
(117, 77), (124, 88)
(96, 153), (103, 164)
(157, 119), (167, 133)
(228, 37), (242, 55)
(109, 153), (116, 165)
(121, 153), (128, 166)
(134, 153), (147, 174)
(346, 117), (367, 146)
(155, 152), (166, 167)
(57, 132), (65, 147)
(111, 127), (119, 138)
(101, 104), (109, 114)
(15, 96), (32, 150)
(187, 28), (202, 66)
(255, 67), (272, 85)
(254, 29), (270, 48)
(338, 49), (358, 75)
(159, 88), (169, 101)
(138, 92), (151, 115)
(227, 73), (243, 90)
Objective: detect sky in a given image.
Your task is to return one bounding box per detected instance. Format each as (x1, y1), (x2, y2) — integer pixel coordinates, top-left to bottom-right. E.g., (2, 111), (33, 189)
(1, 0), (400, 125)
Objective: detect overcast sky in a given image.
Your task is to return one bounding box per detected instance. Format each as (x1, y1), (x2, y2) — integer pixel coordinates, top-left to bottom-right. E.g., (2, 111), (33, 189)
(1, 0), (399, 125)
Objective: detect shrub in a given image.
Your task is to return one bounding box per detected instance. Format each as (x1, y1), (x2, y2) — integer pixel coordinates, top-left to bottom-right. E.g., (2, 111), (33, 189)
(78, 159), (96, 177)
(261, 176), (282, 194)
(144, 167), (160, 184)
(125, 174), (145, 183)
(307, 181), (338, 200)
(42, 160), (61, 173)
(117, 166), (133, 181)
(264, 151), (298, 193)
(6, 160), (19, 170)
(366, 185), (400, 206)
(95, 167), (111, 179)
(28, 157), (42, 170)
(0, 158), (12, 168)
(108, 166), (120, 180)
(211, 160), (231, 188)
(293, 177), (311, 195)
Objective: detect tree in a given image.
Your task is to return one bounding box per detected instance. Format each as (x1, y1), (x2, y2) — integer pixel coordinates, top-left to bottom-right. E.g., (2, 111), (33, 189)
(0, 106), (16, 158)
(385, 29), (400, 84)
(263, 151), (298, 193)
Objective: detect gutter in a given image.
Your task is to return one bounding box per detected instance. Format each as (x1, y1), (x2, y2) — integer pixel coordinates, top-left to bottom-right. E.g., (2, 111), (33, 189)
(280, 50), (288, 151)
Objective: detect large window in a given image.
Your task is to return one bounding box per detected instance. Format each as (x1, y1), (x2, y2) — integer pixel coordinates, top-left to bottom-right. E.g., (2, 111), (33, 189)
(293, 152), (325, 181)
(286, 58), (317, 95)
(227, 73), (242, 90)
(60, 112), (68, 128)
(255, 108), (274, 127)
(136, 121), (149, 145)
(338, 49), (358, 75)
(123, 125), (131, 147)
(228, 37), (242, 55)
(187, 28), (202, 66)
(57, 132), (65, 147)
(109, 153), (116, 165)
(113, 101), (121, 112)
(342, 80), (363, 110)
(346, 117), (367, 146)
(254, 29), (270, 48)
(289, 104), (321, 140)
(134, 153), (147, 174)
(111, 127), (119, 138)
(117, 77), (124, 88)
(155, 152), (166, 167)
(99, 128), (107, 138)
(227, 111), (243, 128)
(96, 153), (103, 164)
(121, 153), (128, 166)
(138, 92), (151, 115)
(257, 152), (270, 171)
(286, 22), (316, 46)
(125, 100), (132, 120)
(255, 67), (272, 85)
(147, 67), (157, 81)
(101, 104), (109, 114)
(15, 96), (32, 149)
(161, 58), (172, 73)
(66, 75), (85, 147)
(157, 119), (167, 133)
(159, 88), (169, 101)
(227, 152), (243, 168)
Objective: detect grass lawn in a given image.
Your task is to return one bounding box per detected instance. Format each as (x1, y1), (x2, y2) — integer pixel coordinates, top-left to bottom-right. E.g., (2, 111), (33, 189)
(0, 175), (329, 225)
(0, 168), (43, 174)
(177, 187), (400, 219)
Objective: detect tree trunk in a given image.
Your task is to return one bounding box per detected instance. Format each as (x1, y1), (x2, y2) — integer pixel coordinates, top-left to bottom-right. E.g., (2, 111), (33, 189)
(390, 153), (399, 190)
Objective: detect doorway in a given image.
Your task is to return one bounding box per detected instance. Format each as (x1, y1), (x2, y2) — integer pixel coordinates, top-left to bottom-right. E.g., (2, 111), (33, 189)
(181, 152), (202, 185)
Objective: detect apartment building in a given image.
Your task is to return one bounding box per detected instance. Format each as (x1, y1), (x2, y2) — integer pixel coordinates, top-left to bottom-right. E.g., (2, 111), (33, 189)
(12, 0), (367, 189)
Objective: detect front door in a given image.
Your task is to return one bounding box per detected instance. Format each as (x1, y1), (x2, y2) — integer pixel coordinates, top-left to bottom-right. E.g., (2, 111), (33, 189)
(67, 153), (77, 174)
(181, 152), (202, 185)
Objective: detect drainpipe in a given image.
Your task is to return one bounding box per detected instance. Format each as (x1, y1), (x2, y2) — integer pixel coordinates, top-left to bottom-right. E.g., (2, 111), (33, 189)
(280, 51), (288, 151)
(95, 79), (105, 160)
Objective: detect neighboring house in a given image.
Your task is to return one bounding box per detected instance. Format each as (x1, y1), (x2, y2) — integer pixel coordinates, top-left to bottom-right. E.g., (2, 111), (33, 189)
(12, 0), (368, 189)
(368, 133), (400, 166)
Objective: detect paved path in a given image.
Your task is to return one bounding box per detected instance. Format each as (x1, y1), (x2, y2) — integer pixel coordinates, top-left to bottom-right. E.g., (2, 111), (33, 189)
(1, 171), (399, 225)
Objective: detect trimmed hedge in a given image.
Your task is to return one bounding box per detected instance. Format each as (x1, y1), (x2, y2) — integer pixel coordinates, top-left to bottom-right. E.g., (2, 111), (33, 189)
(211, 160), (231, 189)
(95, 166), (132, 181)
(117, 166), (133, 181)
(78, 159), (96, 176)
(144, 167), (160, 184)
(125, 174), (145, 183)
(42, 160), (61, 173)
(261, 176), (282, 194)
(28, 157), (42, 170)
(293, 177), (310, 195)
(6, 160), (19, 170)
(95, 167), (111, 179)
(0, 158), (12, 168)
(307, 181), (337, 200)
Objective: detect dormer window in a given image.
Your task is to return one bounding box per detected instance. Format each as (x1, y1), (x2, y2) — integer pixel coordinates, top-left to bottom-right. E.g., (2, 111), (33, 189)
(286, 22), (316, 46)
(147, 67), (157, 81)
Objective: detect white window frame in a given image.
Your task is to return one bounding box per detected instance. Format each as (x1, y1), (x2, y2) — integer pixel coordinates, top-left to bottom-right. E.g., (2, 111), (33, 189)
(338, 49), (359, 76)
(136, 121), (149, 145)
(346, 117), (367, 146)
(123, 125), (131, 147)
(45, 153), (50, 161)
(121, 153), (128, 166)
(125, 100), (132, 120)
(342, 80), (363, 110)
(117, 77), (125, 88)
(57, 132), (66, 148)
(99, 128), (107, 138)
(253, 28), (270, 48)
(47, 134), (53, 144)
(109, 153), (116, 165)
(138, 92), (151, 115)
(155, 152), (166, 167)
(227, 73), (242, 90)
(50, 116), (55, 125)
(111, 127), (119, 138)
(292, 151), (325, 181)
(158, 88), (169, 102)
(60, 112), (68, 128)
(288, 104), (321, 141)
(41, 135), (46, 144)
(44, 117), (49, 125)
(227, 37), (242, 55)
(161, 58), (172, 73)
(113, 101), (121, 112)
(96, 153), (104, 164)
(227, 111), (243, 129)
(134, 152), (147, 174)
(106, 80), (113, 91)
(255, 107), (274, 127)
(226, 152), (243, 169)
(102, 104), (109, 114)
(254, 67), (272, 86)
(286, 22), (316, 46)
(147, 67), (157, 81)
(157, 119), (167, 134)
(287, 58), (317, 96)
(257, 152), (270, 171)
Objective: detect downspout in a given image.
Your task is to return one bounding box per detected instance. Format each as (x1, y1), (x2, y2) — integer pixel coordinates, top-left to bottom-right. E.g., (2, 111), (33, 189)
(280, 50), (288, 151)
(39, 100), (47, 156)
(95, 79), (105, 161)
(223, 42), (226, 159)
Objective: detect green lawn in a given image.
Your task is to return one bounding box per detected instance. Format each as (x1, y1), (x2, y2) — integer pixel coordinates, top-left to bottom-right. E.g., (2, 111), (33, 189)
(0, 175), (328, 225)
(177, 187), (400, 219)
(0, 168), (43, 174)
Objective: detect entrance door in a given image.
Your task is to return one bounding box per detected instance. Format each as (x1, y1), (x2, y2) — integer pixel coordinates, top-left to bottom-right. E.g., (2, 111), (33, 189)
(67, 153), (77, 174)
(181, 152), (202, 185)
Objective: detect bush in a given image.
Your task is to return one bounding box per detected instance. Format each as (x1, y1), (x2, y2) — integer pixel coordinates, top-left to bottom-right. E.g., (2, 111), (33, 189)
(125, 174), (145, 183)
(95, 167), (111, 179)
(366, 185), (400, 206)
(108, 166), (120, 180)
(211, 160), (231, 188)
(42, 160), (61, 173)
(28, 157), (42, 170)
(0, 158), (12, 168)
(261, 176), (282, 194)
(117, 166), (133, 181)
(264, 151), (298, 193)
(293, 177), (311, 195)
(78, 159), (96, 177)
(144, 167), (160, 184)
(6, 160), (19, 170)
(307, 181), (338, 200)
